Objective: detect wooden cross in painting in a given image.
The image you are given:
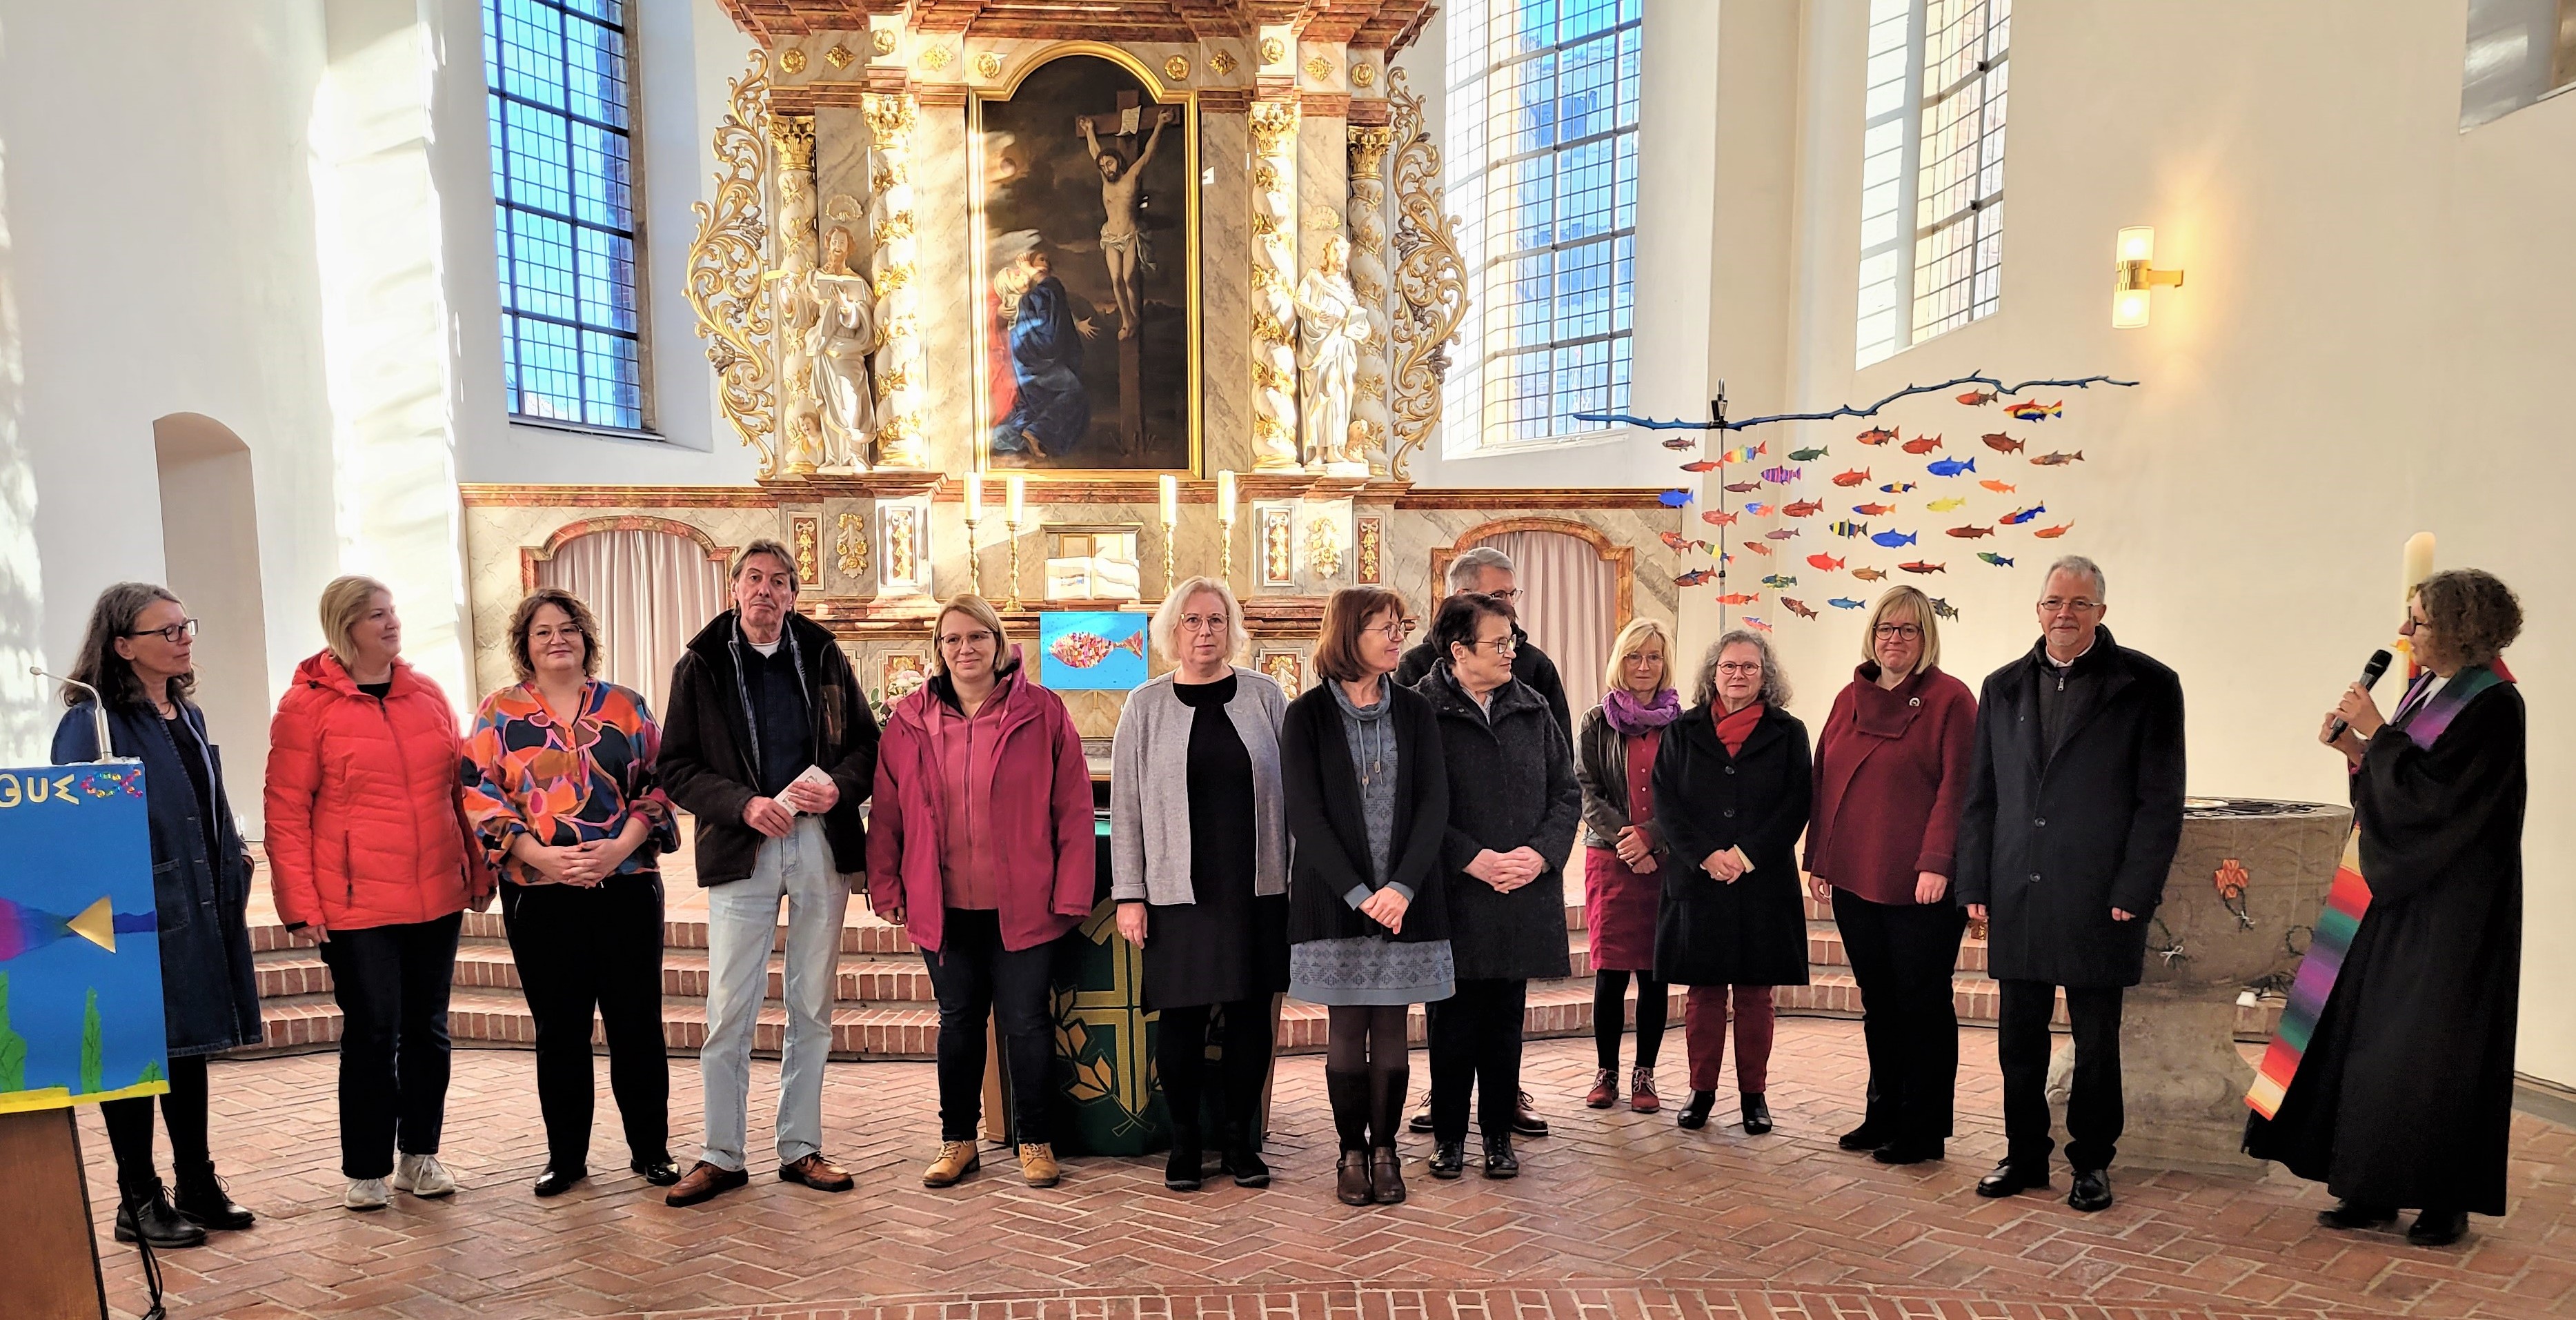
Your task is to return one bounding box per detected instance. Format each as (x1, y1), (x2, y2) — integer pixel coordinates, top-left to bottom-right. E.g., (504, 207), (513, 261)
(1073, 92), (1179, 461)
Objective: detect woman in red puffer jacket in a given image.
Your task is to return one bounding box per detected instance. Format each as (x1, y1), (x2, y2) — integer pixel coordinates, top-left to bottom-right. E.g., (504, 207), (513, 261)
(265, 575), (491, 1212)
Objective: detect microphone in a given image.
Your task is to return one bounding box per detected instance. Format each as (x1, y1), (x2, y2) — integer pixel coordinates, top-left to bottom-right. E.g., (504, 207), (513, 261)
(31, 667), (117, 764)
(2327, 649), (2394, 742)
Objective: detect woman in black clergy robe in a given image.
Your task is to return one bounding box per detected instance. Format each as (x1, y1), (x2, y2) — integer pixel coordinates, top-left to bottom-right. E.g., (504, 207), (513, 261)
(2245, 569), (2526, 1248)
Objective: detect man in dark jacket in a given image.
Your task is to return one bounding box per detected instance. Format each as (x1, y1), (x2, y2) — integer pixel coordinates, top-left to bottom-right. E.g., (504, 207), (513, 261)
(658, 539), (880, 1207)
(1956, 555), (2184, 1214)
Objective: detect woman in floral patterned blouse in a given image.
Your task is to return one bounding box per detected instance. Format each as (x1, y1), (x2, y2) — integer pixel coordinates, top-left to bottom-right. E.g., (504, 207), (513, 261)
(464, 587), (682, 1199)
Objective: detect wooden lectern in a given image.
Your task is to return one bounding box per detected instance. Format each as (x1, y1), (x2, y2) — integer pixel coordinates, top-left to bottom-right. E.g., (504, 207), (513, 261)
(0, 1107), (110, 1319)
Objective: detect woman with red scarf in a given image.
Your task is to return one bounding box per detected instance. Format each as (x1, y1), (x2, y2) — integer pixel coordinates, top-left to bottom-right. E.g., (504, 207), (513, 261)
(1652, 630), (1812, 1135)
(1573, 618), (1679, 1113)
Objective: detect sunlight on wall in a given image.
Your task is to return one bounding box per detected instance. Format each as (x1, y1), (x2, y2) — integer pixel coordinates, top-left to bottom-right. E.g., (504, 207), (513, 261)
(0, 76), (50, 765)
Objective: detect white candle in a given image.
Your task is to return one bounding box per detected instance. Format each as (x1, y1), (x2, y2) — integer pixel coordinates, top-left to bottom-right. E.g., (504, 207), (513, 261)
(1216, 470), (1238, 524)
(1006, 473), (1027, 526)
(964, 471), (983, 521)
(1160, 473), (1178, 526)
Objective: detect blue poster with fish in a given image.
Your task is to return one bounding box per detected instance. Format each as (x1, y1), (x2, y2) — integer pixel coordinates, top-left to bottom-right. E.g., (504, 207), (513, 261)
(1040, 611), (1151, 691)
(0, 762), (168, 1113)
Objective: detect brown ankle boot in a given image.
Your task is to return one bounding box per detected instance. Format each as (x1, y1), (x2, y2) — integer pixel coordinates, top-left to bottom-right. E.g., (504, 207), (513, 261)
(1370, 1147), (1406, 1205)
(1334, 1150), (1374, 1206)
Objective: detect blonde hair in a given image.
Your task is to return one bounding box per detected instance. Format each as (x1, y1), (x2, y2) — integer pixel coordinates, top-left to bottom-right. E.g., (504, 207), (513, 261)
(1601, 617), (1672, 694)
(1149, 576), (1250, 666)
(319, 575), (391, 669)
(1860, 586), (1941, 675)
(930, 593), (1011, 676)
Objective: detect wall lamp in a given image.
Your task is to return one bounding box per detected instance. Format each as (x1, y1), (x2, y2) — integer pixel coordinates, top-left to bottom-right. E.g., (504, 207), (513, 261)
(2112, 226), (2185, 328)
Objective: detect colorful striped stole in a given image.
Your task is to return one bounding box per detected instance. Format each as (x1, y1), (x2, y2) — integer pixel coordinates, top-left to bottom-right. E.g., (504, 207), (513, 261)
(2246, 664), (2508, 1118)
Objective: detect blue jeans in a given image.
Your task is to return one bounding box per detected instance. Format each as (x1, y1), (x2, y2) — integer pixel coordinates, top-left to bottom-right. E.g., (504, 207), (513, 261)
(921, 909), (1060, 1145)
(699, 817), (849, 1171)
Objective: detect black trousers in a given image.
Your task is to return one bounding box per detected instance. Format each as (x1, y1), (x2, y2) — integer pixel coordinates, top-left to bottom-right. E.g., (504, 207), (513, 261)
(501, 877), (671, 1172)
(317, 912), (462, 1179)
(1833, 888), (1966, 1143)
(922, 909), (1059, 1145)
(100, 1054), (212, 1198)
(1997, 978), (2124, 1172)
(1428, 978), (1527, 1143)
(1155, 997), (1274, 1143)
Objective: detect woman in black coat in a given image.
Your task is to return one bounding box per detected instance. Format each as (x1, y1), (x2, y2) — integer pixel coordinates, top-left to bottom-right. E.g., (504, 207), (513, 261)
(1416, 593), (1580, 1181)
(1284, 587), (1452, 1208)
(1653, 629), (1812, 1135)
(51, 583), (264, 1250)
(2246, 569), (2526, 1248)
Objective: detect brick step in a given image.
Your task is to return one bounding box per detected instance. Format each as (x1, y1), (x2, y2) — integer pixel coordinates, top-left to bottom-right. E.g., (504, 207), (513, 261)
(249, 913), (918, 958)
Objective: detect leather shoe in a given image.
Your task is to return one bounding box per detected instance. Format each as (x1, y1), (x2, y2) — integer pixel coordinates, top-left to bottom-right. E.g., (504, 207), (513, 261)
(2068, 1168), (2113, 1212)
(1427, 1141), (1466, 1180)
(779, 1152), (854, 1192)
(1585, 1068), (1619, 1109)
(664, 1160), (749, 1207)
(1871, 1139), (1943, 1166)
(1629, 1068), (1661, 1113)
(1165, 1138), (1203, 1192)
(1974, 1159), (2048, 1199)
(1335, 1150), (1374, 1205)
(1409, 1105), (1435, 1134)
(1838, 1120), (1887, 1152)
(2408, 1208), (2468, 1247)
(115, 1181), (207, 1250)
(921, 1141), (980, 1188)
(2317, 1199), (2398, 1231)
(1739, 1092), (1772, 1135)
(1371, 1147), (1406, 1204)
(172, 1166), (255, 1230)
(1482, 1134), (1519, 1179)
(532, 1166), (586, 1197)
(1221, 1143), (1271, 1188)
(631, 1157), (682, 1187)
(1676, 1090), (1716, 1130)
(1512, 1091), (1549, 1136)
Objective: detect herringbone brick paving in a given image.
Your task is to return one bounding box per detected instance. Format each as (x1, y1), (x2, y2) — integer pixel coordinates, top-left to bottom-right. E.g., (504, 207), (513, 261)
(75, 1021), (2576, 1319)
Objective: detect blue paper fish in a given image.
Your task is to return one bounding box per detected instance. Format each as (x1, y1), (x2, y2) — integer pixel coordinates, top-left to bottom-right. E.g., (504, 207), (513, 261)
(1928, 596), (1961, 619)
(1925, 456), (1977, 477)
(1999, 504), (2045, 525)
(1659, 489), (1694, 507)
(1978, 552), (2015, 567)
(1879, 481), (1918, 493)
(1827, 597), (1866, 609)
(1871, 529), (1918, 548)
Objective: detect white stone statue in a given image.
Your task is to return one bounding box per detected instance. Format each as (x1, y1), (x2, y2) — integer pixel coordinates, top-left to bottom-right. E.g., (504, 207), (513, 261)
(1294, 234), (1373, 476)
(807, 225), (877, 471)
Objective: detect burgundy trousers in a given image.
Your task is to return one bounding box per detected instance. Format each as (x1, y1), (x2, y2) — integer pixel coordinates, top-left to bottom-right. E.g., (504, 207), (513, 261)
(1683, 985), (1776, 1094)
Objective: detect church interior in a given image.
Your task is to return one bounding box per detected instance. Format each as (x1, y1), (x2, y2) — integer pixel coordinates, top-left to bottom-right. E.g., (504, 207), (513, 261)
(1, 0), (2573, 1316)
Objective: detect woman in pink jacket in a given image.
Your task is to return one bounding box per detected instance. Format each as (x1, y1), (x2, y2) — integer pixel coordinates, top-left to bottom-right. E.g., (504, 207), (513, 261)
(869, 594), (1095, 1192)
(265, 576), (491, 1212)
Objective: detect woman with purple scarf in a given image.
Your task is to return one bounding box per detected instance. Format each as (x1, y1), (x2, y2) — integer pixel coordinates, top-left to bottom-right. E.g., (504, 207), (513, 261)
(1572, 619), (1681, 1112)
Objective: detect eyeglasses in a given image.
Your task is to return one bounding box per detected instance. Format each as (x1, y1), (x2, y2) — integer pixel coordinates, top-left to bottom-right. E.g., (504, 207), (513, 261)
(1459, 635), (1518, 656)
(1715, 662), (1764, 675)
(1178, 613), (1231, 635)
(126, 619), (199, 644)
(937, 629), (996, 650)
(1483, 588), (1523, 604)
(1365, 618), (1418, 641)
(2037, 597), (2102, 615)
(1873, 623), (1922, 640)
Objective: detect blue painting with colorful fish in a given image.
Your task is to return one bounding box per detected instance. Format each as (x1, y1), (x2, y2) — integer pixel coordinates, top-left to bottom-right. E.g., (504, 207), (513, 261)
(0, 762), (168, 1113)
(1040, 611), (1152, 691)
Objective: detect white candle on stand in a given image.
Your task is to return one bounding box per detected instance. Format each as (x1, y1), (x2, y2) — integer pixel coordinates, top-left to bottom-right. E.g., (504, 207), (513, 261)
(1006, 473), (1027, 526)
(1216, 469), (1238, 524)
(1159, 473), (1178, 526)
(964, 471), (983, 521)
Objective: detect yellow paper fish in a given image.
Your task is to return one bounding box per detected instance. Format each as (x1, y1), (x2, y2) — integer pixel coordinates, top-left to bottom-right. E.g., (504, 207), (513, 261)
(1926, 495), (1969, 512)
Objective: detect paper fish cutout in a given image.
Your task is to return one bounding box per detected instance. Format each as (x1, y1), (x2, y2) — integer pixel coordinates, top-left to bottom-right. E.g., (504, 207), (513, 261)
(1661, 434), (1701, 451)
(1899, 560), (1947, 574)
(1761, 573), (1797, 589)
(1659, 489), (1694, 506)
(1981, 433), (2025, 454)
(0, 895), (155, 961)
(1725, 480), (1763, 493)
(1871, 529), (1918, 548)
(1925, 495), (1968, 512)
(1856, 426), (1897, 445)
(2004, 400), (2063, 421)
(1738, 540), (1774, 555)
(1827, 597), (1867, 609)
(1050, 630), (1147, 669)
(1999, 504), (2045, 525)
(1764, 527), (1803, 541)
(1978, 552), (2016, 567)
(1901, 434), (1944, 455)
(1714, 592), (1761, 605)
(1782, 498), (1825, 518)
(1679, 460), (1723, 473)
(1827, 520), (1870, 539)
(1761, 465), (1803, 485)
(1789, 445), (1830, 462)
(1925, 456), (1977, 477)
(1744, 617), (1773, 633)
(1945, 525), (1997, 539)
(1852, 502), (1896, 516)
(1701, 509), (1739, 526)
(1674, 569), (1718, 586)
(1744, 502), (1775, 517)
(1880, 481), (1919, 493)
(1659, 531), (1713, 553)
(1979, 480), (2018, 493)
(1956, 389), (1998, 406)
(1807, 553), (1846, 571)
(2032, 522), (2074, 539)
(1850, 567), (1888, 582)
(1782, 598), (1820, 620)
(1723, 442), (1769, 463)
(1927, 596), (1961, 620)
(2032, 451), (2085, 466)
(1832, 468), (1872, 487)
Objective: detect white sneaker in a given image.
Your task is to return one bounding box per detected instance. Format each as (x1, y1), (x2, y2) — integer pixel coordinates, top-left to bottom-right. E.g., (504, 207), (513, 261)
(344, 1177), (390, 1210)
(390, 1153), (457, 1199)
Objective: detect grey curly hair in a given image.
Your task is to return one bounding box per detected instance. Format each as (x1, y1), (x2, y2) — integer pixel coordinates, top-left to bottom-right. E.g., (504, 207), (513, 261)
(1695, 629), (1792, 709)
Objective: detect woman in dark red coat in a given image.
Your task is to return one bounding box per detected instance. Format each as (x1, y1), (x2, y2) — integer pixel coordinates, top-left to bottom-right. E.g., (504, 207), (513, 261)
(1803, 586), (1976, 1165)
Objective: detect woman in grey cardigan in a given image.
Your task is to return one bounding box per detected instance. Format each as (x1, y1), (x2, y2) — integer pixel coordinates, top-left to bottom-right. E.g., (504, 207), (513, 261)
(1110, 577), (1291, 1192)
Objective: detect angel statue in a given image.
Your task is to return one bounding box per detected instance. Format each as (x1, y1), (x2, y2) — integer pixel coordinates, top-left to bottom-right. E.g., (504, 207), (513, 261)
(1294, 233), (1373, 475)
(807, 224), (878, 471)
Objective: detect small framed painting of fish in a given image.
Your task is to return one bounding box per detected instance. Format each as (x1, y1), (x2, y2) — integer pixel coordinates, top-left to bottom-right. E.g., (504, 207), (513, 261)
(1040, 611), (1152, 691)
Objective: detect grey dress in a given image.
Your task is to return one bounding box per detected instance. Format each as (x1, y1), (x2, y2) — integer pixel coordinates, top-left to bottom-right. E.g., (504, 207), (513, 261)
(1286, 675), (1456, 1005)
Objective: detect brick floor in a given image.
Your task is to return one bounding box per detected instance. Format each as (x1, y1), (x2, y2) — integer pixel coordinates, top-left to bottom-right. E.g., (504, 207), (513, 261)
(72, 1021), (2576, 1320)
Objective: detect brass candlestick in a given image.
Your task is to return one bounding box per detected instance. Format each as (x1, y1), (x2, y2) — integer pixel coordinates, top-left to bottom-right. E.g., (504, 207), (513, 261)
(1005, 519), (1024, 611)
(964, 513), (983, 597)
(1162, 520), (1178, 600)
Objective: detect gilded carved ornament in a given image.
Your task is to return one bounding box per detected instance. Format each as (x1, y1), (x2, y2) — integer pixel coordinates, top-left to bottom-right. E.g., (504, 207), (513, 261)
(1386, 68), (1466, 482)
(1165, 56), (1191, 81)
(825, 43), (856, 70)
(975, 52), (1002, 80)
(871, 28), (898, 55)
(1259, 37), (1287, 66)
(835, 513), (870, 578)
(1209, 50), (1238, 75)
(778, 48), (808, 75)
(686, 50), (779, 476)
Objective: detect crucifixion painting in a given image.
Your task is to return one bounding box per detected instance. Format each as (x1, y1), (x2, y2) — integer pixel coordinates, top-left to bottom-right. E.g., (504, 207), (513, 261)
(1076, 97), (1176, 342)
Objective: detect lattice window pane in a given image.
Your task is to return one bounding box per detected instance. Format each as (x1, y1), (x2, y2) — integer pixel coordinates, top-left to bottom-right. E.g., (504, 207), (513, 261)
(485, 0), (647, 431)
(1853, 0), (2008, 368)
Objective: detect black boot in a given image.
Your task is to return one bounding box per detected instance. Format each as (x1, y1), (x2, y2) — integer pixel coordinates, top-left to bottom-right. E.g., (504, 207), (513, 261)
(1218, 1043), (1273, 1188)
(1676, 1090), (1716, 1130)
(115, 1179), (208, 1250)
(172, 1163), (255, 1230)
(1740, 1092), (1772, 1135)
(1164, 1123), (1203, 1192)
(1367, 1065), (1411, 1154)
(1323, 1069), (1374, 1161)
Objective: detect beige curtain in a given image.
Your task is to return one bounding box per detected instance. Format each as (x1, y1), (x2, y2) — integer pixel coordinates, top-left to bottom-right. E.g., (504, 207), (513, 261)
(534, 529), (731, 719)
(1480, 529), (1617, 720)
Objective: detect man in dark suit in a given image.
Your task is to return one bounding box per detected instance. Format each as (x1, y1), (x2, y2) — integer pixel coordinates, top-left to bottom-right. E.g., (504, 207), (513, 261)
(1956, 555), (2185, 1213)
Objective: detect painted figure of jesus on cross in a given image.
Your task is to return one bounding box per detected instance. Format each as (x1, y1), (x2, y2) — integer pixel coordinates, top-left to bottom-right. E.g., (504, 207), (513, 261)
(1074, 94), (1177, 342)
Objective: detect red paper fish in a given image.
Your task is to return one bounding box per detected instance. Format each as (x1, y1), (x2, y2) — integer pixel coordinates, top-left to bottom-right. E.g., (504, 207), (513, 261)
(1979, 480), (2018, 493)
(1744, 502), (1774, 517)
(1898, 560), (1948, 574)
(1764, 527), (1802, 541)
(1701, 509), (1739, 526)
(1659, 531), (1713, 553)
(1738, 540), (1773, 555)
(2031, 451), (2085, 466)
(1745, 618), (1774, 633)
(1832, 468), (1872, 487)
(1849, 567), (1888, 582)
(1956, 389), (1997, 406)
(1679, 460), (1723, 473)
(1049, 630), (1147, 669)
(1852, 502), (1896, 516)
(1856, 426), (1897, 446)
(1674, 569), (1718, 586)
(1783, 598), (1821, 620)
(1981, 433), (2025, 454)
(1725, 480), (1763, 493)
(2032, 522), (2075, 539)
(1806, 553), (1846, 571)
(1782, 498), (1825, 518)
(1713, 592), (1761, 606)
(1901, 434), (1943, 455)
(1945, 525), (1997, 539)
(1662, 434), (1701, 451)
